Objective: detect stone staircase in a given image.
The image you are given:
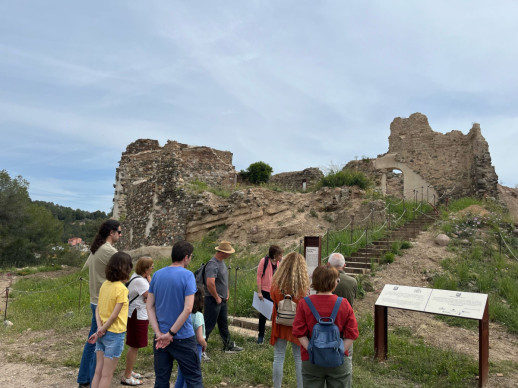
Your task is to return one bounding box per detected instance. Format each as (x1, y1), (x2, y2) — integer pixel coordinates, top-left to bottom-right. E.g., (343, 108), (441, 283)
(344, 211), (438, 275)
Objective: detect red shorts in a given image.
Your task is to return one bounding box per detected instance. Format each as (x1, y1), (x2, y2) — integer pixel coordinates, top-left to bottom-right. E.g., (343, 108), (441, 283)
(125, 309), (149, 348)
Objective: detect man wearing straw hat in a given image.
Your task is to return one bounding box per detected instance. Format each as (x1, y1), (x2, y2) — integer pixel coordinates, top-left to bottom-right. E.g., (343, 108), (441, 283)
(203, 240), (244, 353)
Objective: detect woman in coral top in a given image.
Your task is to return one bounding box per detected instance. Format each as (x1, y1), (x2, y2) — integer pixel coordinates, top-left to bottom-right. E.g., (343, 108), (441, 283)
(269, 252), (310, 388)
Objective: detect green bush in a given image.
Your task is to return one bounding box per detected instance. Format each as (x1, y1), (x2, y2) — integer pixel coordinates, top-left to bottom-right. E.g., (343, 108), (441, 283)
(319, 169), (371, 189)
(381, 252), (395, 264)
(240, 161), (273, 184)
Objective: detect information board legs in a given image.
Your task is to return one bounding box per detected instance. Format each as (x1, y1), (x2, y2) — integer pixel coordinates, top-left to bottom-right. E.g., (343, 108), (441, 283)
(479, 302), (489, 387)
(374, 305), (387, 360)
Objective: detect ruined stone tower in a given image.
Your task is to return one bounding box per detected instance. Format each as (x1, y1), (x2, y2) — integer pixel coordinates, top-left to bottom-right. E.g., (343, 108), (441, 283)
(113, 139), (237, 249)
(372, 113), (498, 201)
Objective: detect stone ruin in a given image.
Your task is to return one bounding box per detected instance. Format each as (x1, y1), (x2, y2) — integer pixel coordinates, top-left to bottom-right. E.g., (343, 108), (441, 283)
(350, 113), (498, 203)
(112, 139), (237, 248)
(113, 140), (329, 249)
(113, 113), (499, 249)
(269, 168), (323, 191)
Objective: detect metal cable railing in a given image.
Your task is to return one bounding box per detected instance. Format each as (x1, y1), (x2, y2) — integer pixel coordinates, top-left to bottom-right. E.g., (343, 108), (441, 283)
(342, 230), (367, 246)
(499, 231), (518, 261)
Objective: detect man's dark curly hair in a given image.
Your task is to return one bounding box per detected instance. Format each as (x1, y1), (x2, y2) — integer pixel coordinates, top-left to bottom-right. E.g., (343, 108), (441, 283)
(91, 219), (120, 254)
(105, 252), (133, 282)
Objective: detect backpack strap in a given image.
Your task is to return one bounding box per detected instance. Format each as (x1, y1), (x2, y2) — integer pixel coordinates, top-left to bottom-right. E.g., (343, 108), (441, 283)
(261, 256), (269, 277)
(330, 297), (343, 322)
(126, 275), (142, 305)
(304, 296), (321, 322)
(125, 275), (141, 288)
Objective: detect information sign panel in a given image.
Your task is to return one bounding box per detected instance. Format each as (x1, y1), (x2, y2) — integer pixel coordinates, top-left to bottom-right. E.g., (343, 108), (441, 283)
(305, 246), (319, 275)
(375, 284), (432, 311)
(376, 284), (488, 320)
(424, 289), (488, 320)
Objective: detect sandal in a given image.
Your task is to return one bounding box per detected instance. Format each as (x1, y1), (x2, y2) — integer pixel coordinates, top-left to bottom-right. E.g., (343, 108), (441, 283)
(121, 376), (142, 386)
(131, 372), (142, 379)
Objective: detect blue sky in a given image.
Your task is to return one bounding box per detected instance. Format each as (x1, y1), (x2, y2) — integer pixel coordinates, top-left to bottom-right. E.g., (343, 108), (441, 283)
(1, 1), (517, 212)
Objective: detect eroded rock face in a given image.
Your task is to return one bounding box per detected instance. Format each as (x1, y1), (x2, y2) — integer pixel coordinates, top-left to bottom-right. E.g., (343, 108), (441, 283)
(185, 186), (381, 249)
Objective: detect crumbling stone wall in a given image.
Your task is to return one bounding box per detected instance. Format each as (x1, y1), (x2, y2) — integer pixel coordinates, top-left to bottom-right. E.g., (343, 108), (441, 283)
(269, 168), (323, 191)
(345, 160), (403, 197)
(113, 139), (237, 249)
(386, 113), (498, 199)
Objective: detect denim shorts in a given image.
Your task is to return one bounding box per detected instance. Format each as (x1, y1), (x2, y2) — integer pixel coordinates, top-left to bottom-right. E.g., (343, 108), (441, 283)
(95, 331), (125, 359)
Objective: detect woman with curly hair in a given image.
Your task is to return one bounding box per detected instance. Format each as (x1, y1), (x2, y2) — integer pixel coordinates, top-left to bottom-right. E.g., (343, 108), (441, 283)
(269, 252), (310, 388)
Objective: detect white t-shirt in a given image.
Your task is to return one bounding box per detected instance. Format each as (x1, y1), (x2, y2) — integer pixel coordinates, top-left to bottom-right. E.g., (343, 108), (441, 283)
(127, 273), (150, 320)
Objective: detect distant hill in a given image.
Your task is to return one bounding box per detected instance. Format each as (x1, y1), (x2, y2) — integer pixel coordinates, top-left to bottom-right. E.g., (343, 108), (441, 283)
(33, 200), (110, 244)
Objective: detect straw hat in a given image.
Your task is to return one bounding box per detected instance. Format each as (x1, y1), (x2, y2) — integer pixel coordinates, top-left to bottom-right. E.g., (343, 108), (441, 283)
(215, 240), (235, 254)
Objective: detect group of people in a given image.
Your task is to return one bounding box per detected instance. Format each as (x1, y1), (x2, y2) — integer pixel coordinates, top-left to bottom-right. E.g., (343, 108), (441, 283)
(77, 219), (358, 388)
(257, 246), (359, 388)
(77, 220), (243, 388)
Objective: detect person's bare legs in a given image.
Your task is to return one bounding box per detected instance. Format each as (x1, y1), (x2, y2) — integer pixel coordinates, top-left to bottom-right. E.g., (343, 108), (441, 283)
(98, 356), (120, 388)
(91, 351), (104, 388)
(124, 346), (139, 379)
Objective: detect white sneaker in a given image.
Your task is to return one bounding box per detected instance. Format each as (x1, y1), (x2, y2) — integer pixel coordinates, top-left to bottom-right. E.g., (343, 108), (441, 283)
(201, 351), (211, 361)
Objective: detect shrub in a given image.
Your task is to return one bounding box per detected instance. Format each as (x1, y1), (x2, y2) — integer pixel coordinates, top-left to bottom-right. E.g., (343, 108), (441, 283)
(240, 161), (273, 184)
(319, 169), (371, 190)
(381, 252), (395, 264)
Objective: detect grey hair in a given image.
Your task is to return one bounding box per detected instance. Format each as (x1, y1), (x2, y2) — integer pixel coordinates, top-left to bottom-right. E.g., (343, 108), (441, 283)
(328, 253), (345, 268)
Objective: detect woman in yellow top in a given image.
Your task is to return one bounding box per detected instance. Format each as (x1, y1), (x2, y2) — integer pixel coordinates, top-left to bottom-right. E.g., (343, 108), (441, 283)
(88, 252), (133, 388)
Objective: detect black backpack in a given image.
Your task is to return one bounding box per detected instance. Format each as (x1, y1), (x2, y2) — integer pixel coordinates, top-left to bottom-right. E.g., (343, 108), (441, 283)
(194, 263), (207, 289)
(125, 275), (142, 305)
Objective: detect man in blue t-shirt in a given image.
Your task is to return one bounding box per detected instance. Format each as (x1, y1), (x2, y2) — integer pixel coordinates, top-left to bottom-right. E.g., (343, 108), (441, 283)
(147, 241), (203, 387)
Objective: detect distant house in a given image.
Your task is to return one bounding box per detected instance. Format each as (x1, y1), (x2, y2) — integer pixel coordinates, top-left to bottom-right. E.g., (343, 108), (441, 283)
(68, 237), (82, 246)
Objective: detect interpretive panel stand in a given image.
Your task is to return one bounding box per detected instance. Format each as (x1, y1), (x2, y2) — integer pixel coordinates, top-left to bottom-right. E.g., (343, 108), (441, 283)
(304, 236), (321, 276)
(374, 285), (489, 387)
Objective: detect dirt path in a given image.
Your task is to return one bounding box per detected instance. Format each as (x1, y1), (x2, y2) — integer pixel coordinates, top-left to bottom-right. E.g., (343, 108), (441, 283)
(1, 231), (518, 387)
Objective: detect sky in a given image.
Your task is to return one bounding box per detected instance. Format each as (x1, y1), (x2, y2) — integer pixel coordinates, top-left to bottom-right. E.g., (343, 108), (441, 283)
(1, 1), (517, 213)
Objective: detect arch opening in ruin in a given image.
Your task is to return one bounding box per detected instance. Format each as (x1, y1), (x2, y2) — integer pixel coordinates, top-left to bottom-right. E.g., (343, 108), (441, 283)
(373, 154), (438, 204)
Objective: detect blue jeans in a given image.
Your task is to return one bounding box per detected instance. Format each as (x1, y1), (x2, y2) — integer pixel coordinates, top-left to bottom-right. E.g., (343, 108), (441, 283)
(273, 339), (302, 388)
(174, 343), (202, 388)
(95, 331), (125, 359)
(153, 336), (203, 388)
(77, 303), (97, 385)
(204, 296), (230, 349)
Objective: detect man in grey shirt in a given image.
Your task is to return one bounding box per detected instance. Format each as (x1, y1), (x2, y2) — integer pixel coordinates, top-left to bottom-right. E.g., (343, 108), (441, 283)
(203, 241), (244, 353)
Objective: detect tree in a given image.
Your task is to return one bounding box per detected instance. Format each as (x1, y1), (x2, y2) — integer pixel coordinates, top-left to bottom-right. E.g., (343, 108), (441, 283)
(240, 161), (273, 184)
(0, 170), (63, 267)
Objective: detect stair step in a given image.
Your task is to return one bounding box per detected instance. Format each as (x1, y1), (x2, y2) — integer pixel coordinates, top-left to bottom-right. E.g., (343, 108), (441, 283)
(344, 267), (369, 275)
(345, 261), (371, 269)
